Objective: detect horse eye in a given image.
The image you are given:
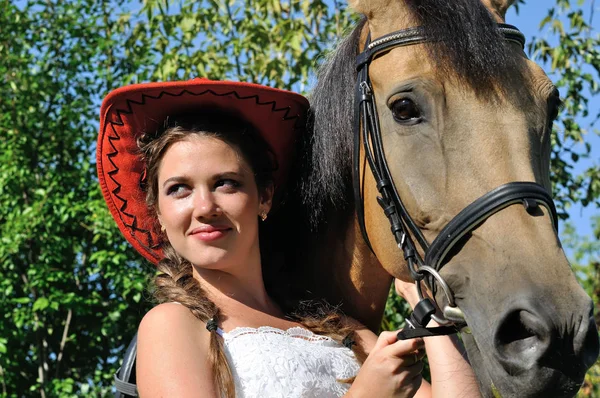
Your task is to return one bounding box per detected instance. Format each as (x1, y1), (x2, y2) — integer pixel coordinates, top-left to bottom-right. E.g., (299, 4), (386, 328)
(391, 98), (421, 122)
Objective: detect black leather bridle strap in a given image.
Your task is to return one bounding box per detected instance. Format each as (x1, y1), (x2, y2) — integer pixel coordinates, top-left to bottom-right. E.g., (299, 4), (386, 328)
(353, 46), (373, 251)
(356, 24), (524, 71)
(356, 27), (427, 70)
(397, 326), (458, 340)
(355, 68), (430, 280)
(497, 24), (527, 48)
(425, 182), (558, 271)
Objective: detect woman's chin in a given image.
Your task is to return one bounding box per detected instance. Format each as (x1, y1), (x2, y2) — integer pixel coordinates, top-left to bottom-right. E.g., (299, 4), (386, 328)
(186, 247), (233, 270)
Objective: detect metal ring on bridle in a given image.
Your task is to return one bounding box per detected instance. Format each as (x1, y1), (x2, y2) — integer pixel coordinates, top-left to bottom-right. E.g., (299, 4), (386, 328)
(416, 265), (456, 307)
(415, 265), (458, 325)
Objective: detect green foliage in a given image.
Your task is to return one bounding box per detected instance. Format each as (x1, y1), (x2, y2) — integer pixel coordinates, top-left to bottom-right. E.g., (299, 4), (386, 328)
(563, 217), (600, 397)
(0, 1), (153, 396)
(0, 0), (352, 396)
(1, 0), (599, 396)
(529, 0), (600, 215)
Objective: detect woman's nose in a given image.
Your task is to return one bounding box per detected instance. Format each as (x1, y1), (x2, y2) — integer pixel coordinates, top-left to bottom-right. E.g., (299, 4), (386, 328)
(192, 191), (221, 219)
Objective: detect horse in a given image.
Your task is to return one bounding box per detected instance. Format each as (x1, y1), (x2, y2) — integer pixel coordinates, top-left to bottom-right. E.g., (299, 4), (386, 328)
(278, 0), (600, 396)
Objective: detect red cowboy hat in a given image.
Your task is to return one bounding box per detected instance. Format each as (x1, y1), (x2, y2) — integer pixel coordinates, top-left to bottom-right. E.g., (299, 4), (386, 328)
(96, 78), (308, 264)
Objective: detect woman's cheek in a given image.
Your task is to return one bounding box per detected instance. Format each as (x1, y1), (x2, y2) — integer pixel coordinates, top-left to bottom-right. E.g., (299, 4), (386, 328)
(162, 197), (193, 229)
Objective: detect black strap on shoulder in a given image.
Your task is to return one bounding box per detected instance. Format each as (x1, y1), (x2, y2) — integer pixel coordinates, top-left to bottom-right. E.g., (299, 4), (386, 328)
(114, 333), (138, 397)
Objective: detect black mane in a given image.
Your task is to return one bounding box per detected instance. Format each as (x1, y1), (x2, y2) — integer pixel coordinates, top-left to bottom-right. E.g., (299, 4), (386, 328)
(300, 0), (518, 227)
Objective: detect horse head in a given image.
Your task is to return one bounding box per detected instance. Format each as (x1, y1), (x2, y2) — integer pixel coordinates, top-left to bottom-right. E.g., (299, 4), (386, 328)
(295, 0), (600, 396)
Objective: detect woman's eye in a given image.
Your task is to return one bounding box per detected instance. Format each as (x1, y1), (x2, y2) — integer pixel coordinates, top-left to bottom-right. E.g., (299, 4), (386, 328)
(216, 179), (241, 190)
(391, 98), (422, 122)
(166, 184), (189, 197)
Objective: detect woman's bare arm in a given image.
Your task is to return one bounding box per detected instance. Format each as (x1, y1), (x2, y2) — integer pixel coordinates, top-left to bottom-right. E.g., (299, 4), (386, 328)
(395, 280), (480, 398)
(136, 303), (218, 398)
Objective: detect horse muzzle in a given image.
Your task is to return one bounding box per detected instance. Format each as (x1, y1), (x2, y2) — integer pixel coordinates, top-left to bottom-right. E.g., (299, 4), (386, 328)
(463, 292), (599, 398)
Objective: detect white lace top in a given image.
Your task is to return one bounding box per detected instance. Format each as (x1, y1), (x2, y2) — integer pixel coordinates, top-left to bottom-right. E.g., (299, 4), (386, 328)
(219, 326), (360, 398)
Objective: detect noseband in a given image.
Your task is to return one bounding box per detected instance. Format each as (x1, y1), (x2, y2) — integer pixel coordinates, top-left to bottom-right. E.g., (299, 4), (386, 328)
(353, 24), (559, 338)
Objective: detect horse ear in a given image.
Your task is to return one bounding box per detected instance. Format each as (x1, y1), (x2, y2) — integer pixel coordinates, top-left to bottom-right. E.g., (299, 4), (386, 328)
(480, 0), (516, 22)
(347, 0), (370, 15)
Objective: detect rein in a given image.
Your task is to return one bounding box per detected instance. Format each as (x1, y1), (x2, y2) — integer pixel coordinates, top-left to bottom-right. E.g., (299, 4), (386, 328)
(353, 24), (559, 339)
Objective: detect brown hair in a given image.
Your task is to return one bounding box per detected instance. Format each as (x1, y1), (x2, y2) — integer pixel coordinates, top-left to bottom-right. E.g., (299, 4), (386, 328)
(138, 111), (363, 397)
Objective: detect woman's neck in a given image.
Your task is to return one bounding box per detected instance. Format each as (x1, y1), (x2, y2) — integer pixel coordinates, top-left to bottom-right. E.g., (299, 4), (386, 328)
(192, 249), (282, 317)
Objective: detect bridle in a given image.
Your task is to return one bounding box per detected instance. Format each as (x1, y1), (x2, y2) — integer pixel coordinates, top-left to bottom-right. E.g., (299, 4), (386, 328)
(353, 24), (559, 339)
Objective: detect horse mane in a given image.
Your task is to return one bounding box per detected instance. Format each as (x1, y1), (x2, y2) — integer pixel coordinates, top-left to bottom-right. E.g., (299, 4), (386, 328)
(406, 0), (517, 92)
(299, 0), (518, 227)
(299, 18), (367, 228)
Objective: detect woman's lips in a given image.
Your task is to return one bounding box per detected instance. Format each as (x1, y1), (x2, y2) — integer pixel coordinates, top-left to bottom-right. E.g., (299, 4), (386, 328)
(189, 225), (231, 242)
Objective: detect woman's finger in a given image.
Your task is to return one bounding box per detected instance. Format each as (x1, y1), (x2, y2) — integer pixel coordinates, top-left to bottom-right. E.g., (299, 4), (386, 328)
(384, 337), (424, 358)
(394, 278), (416, 296)
(372, 331), (401, 351)
(394, 350), (422, 367)
(398, 359), (425, 378)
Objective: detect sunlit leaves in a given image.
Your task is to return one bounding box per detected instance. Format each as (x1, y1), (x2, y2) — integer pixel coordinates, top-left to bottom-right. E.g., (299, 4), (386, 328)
(529, 1), (600, 215)
(0, 1), (151, 396)
(0, 0), (354, 396)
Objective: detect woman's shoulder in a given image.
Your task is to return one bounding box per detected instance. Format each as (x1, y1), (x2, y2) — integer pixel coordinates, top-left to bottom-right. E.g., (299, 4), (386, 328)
(141, 301), (198, 323)
(139, 302), (208, 346)
(136, 303), (216, 397)
(138, 302), (208, 342)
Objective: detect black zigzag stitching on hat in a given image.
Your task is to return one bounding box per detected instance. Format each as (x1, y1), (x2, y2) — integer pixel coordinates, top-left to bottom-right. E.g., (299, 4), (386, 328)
(103, 88), (303, 259)
(105, 122), (160, 250)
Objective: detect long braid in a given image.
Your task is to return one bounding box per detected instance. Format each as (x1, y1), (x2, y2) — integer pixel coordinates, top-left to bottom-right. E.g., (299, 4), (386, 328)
(153, 243), (236, 398)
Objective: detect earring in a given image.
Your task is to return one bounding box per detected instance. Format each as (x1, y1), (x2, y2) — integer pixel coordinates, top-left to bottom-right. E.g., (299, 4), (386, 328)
(160, 225), (166, 233)
(260, 211), (268, 221)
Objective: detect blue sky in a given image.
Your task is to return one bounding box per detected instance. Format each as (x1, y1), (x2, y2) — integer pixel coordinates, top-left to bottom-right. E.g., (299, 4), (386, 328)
(508, 1), (600, 241)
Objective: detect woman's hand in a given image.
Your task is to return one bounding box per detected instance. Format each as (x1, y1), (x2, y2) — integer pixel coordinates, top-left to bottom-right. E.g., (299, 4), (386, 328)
(394, 278), (420, 309)
(346, 332), (425, 398)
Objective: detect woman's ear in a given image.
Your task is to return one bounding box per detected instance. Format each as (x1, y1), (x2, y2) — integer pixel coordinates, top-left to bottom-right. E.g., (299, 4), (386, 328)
(259, 183), (275, 216)
(157, 215), (166, 233)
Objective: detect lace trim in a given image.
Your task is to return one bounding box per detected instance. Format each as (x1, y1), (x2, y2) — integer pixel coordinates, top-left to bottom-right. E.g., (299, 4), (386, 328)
(223, 326), (334, 343)
(168, 302), (333, 343)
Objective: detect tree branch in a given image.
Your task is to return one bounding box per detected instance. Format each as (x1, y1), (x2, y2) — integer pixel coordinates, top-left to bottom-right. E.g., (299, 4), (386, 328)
(38, 363), (46, 398)
(54, 309), (72, 378)
(0, 363), (7, 396)
(224, 1), (242, 78)
(20, 230), (48, 397)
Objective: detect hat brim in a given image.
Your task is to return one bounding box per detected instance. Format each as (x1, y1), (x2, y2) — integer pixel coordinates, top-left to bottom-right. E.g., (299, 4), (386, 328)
(97, 79), (308, 264)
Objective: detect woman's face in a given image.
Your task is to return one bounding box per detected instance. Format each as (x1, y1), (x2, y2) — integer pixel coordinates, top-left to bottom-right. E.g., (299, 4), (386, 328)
(156, 135), (272, 270)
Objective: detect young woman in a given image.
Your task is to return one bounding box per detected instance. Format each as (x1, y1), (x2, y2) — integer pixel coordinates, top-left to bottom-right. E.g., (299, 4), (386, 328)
(97, 79), (478, 398)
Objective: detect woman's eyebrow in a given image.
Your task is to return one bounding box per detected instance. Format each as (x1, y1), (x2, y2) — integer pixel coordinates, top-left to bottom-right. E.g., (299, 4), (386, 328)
(213, 171), (244, 179)
(162, 175), (190, 188)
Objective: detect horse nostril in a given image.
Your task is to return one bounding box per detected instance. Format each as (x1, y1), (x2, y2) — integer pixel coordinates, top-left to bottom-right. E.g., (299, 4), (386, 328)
(494, 310), (552, 374)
